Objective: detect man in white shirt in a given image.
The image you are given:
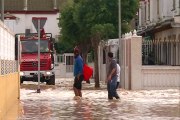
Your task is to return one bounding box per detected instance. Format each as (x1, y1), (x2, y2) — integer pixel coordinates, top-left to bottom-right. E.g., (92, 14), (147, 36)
(106, 52), (120, 100)
(116, 63), (120, 89)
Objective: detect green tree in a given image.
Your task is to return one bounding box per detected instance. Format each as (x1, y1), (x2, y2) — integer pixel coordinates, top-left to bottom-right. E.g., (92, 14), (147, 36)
(72, 0), (116, 87)
(58, 2), (92, 61)
(121, 0), (139, 33)
(58, 5), (77, 53)
(58, 0), (138, 88)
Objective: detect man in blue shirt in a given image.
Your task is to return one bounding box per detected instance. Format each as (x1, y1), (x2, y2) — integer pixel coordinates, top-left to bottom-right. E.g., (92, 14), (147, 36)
(73, 47), (84, 97)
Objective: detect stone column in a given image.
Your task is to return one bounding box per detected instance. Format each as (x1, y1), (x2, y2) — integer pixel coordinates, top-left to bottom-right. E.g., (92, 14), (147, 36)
(139, 4), (142, 26)
(119, 37), (124, 88)
(24, 0), (28, 11)
(130, 35), (142, 90)
(53, 0), (57, 10)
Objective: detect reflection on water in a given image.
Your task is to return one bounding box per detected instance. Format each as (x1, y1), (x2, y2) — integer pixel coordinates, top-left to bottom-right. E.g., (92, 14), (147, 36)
(20, 100), (52, 119)
(5, 84), (180, 120)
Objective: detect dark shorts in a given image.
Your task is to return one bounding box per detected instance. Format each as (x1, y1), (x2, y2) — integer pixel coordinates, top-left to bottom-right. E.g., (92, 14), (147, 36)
(73, 75), (84, 90)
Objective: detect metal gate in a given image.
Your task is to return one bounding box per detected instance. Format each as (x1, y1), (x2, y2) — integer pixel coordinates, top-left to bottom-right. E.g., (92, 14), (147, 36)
(54, 53), (74, 78)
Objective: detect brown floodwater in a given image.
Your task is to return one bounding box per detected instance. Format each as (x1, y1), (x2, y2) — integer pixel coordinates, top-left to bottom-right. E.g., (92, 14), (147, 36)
(4, 80), (180, 120)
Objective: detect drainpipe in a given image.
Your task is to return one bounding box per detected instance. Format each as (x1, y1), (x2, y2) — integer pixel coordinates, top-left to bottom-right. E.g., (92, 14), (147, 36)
(24, 0), (27, 11)
(1, 0), (4, 22)
(53, 0), (57, 10)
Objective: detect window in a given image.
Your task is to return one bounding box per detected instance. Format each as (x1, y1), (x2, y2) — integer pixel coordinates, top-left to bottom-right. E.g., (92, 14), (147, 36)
(21, 40), (49, 53)
(57, 55), (64, 63)
(145, 1), (147, 21)
(173, 0), (176, 10)
(157, 0), (160, 16)
(66, 56), (74, 65)
(148, 0), (150, 20)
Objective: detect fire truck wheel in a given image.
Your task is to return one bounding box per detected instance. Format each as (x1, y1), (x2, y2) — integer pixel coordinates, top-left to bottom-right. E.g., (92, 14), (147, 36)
(47, 75), (55, 85)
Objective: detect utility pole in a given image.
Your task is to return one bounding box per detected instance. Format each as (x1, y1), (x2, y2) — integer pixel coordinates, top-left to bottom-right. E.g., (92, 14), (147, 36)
(118, 0), (122, 86)
(119, 0), (121, 39)
(37, 19), (41, 93)
(1, 0), (4, 22)
(118, 0), (121, 64)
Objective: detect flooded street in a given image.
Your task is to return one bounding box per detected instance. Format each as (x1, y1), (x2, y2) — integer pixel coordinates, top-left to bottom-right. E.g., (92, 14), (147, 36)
(6, 78), (180, 120)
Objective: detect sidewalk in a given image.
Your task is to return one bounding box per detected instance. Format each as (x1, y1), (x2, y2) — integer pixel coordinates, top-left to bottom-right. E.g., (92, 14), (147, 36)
(55, 77), (107, 90)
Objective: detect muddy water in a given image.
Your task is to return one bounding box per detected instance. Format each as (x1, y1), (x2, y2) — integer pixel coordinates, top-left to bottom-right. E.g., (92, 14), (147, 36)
(5, 84), (179, 120)
(4, 78), (180, 120)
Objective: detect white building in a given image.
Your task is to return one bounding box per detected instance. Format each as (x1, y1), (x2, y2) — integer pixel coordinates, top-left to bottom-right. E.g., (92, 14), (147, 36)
(4, 0), (67, 40)
(138, 0), (180, 66)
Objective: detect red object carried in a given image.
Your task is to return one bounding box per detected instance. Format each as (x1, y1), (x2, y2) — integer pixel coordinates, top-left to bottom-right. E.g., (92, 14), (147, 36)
(83, 64), (93, 81)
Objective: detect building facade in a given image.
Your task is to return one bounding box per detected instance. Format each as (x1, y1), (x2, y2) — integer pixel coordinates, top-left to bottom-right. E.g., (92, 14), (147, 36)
(138, 0), (180, 66)
(3, 0), (67, 39)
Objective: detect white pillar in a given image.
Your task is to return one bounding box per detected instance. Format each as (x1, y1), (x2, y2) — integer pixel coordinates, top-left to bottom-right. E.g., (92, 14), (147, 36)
(24, 0), (28, 11)
(1, 0), (4, 21)
(149, 0), (153, 22)
(171, 42), (173, 65)
(139, 6), (142, 26)
(176, 42), (178, 65)
(179, 42), (180, 65)
(130, 36), (142, 90)
(53, 0), (57, 9)
(120, 38), (126, 89)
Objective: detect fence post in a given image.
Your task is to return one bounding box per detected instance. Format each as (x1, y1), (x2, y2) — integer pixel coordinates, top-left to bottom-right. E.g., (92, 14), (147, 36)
(120, 36), (125, 89)
(130, 33), (142, 90)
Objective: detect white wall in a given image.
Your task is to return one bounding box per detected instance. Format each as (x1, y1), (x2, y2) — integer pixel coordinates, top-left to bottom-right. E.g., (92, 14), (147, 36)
(142, 66), (180, 89)
(4, 13), (60, 38)
(0, 21), (15, 60)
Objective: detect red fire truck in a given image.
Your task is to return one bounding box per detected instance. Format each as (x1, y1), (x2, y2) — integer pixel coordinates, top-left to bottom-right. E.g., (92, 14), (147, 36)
(15, 32), (55, 85)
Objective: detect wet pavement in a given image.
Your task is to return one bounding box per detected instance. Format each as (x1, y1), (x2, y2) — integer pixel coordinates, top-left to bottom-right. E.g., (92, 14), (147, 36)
(5, 78), (180, 120)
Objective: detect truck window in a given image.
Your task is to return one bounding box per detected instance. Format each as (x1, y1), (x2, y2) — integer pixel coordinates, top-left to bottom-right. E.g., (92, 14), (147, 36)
(40, 40), (49, 52)
(21, 40), (49, 53)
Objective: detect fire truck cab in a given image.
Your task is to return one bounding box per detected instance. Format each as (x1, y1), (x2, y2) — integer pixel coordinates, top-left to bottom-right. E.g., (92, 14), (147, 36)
(15, 33), (55, 85)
